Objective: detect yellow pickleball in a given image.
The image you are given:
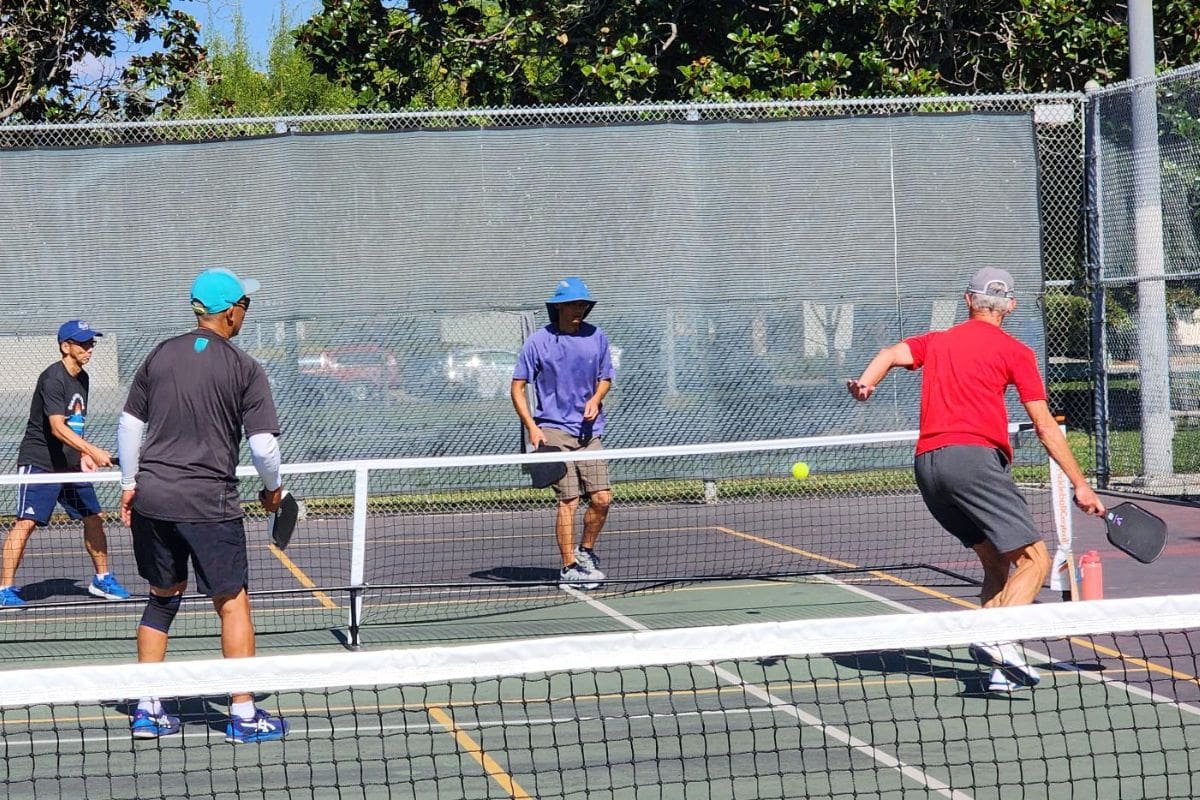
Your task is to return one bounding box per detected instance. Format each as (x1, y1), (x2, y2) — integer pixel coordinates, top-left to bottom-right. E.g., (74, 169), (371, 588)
(791, 462), (810, 480)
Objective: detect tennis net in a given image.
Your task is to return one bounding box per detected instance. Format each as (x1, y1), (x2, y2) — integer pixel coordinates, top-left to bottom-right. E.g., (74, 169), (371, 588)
(0, 426), (1071, 644)
(1, 593), (1198, 799)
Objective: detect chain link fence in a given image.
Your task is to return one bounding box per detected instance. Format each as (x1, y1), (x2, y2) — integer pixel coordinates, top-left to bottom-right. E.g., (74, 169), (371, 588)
(1088, 63), (1200, 492)
(1, 94), (1089, 465)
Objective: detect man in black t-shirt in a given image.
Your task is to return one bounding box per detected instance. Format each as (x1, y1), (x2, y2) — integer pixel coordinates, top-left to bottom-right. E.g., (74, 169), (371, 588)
(0, 320), (128, 607)
(117, 268), (288, 744)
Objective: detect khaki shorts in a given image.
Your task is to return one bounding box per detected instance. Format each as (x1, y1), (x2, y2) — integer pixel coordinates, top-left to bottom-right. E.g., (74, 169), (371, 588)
(541, 427), (610, 501)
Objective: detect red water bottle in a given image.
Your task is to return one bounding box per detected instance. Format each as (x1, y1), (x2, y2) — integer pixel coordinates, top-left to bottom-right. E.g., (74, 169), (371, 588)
(1079, 550), (1104, 600)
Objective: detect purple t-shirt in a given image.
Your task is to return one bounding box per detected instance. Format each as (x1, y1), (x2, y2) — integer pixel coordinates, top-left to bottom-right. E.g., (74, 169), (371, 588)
(514, 323), (614, 437)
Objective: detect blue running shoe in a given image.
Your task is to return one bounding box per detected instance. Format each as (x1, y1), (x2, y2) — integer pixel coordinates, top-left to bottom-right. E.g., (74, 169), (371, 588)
(89, 574), (130, 600)
(0, 587), (25, 607)
(225, 709), (288, 743)
(130, 709), (181, 739)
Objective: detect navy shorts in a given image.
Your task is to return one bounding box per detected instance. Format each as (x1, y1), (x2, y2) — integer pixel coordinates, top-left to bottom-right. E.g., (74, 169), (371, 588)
(914, 445), (1042, 555)
(131, 511), (248, 598)
(15, 464), (102, 526)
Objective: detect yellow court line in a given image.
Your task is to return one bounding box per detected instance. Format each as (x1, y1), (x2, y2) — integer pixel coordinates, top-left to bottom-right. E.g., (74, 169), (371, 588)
(1072, 638), (1200, 685)
(267, 544), (338, 610)
(715, 525), (1200, 685)
(714, 526), (976, 609)
(426, 705), (533, 800)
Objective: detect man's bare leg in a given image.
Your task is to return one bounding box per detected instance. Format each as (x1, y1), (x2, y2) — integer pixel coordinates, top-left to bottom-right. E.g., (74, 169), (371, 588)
(556, 498), (580, 567)
(579, 490), (611, 551)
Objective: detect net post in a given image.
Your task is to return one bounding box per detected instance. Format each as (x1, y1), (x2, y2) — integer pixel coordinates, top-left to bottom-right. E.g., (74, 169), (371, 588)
(1049, 422), (1079, 601)
(347, 465), (370, 649)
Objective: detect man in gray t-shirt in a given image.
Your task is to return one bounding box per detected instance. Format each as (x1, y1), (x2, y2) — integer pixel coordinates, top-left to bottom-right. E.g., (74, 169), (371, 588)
(117, 268), (288, 744)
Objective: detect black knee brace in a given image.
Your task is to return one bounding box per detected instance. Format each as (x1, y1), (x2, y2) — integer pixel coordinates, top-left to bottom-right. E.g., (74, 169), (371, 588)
(139, 594), (182, 633)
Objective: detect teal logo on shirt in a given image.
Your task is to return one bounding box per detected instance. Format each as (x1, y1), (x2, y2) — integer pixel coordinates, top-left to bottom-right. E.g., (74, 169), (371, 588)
(194, 338), (209, 353)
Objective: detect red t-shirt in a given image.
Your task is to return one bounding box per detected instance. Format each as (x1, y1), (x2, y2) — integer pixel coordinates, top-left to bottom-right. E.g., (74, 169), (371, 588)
(903, 319), (1046, 463)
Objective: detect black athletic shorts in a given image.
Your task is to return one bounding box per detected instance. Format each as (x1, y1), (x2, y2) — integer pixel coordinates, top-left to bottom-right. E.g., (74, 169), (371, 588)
(131, 511), (249, 598)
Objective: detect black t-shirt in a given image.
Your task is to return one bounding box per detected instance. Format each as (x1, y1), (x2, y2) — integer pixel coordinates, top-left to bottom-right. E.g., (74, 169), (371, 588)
(124, 329), (280, 522)
(18, 361), (89, 471)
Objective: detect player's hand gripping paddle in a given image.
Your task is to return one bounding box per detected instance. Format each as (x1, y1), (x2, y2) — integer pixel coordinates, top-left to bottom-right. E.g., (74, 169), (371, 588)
(266, 490), (300, 550)
(527, 444), (567, 489)
(1104, 501), (1167, 564)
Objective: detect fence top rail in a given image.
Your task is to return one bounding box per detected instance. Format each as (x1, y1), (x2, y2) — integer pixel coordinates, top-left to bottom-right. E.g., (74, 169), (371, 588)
(0, 93), (1083, 134)
(1086, 61), (1200, 97)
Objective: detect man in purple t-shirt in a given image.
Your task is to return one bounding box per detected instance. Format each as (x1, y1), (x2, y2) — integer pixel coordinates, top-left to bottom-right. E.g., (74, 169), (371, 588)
(511, 277), (615, 589)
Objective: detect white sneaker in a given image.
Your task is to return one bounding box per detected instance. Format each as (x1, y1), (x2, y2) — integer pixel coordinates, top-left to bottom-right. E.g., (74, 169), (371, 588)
(559, 563), (604, 590)
(986, 668), (1023, 693)
(969, 641), (1040, 687)
(574, 547), (600, 572)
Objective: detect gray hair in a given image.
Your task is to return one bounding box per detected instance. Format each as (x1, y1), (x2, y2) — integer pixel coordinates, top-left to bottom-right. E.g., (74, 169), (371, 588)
(968, 292), (1011, 314)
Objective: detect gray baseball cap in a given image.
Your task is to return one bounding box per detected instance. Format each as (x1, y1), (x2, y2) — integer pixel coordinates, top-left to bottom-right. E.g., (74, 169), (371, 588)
(966, 267), (1015, 298)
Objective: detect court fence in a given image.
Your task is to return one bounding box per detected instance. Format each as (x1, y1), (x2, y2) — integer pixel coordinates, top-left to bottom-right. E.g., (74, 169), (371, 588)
(1, 73), (1197, 491)
(0, 94), (1080, 458)
(1085, 63), (1200, 493)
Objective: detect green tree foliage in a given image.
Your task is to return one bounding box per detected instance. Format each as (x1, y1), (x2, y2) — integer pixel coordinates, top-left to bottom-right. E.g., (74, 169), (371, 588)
(294, 1), (1200, 110)
(179, 4), (357, 116)
(0, 1), (205, 122)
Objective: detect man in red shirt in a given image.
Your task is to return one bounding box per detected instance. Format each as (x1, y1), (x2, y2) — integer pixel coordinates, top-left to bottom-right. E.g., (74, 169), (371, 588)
(848, 267), (1105, 692)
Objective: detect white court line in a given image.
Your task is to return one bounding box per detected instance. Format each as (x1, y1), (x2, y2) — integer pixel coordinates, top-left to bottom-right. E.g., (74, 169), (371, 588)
(560, 584), (975, 800)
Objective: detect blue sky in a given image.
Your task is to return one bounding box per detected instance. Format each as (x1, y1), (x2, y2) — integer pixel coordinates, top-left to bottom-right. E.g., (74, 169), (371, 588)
(176, 1), (324, 59)
(71, 2), (323, 84)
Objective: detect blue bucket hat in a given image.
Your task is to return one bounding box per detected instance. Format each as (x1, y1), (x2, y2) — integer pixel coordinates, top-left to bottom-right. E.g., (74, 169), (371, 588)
(545, 277), (596, 326)
(190, 268), (261, 314)
(57, 319), (103, 343)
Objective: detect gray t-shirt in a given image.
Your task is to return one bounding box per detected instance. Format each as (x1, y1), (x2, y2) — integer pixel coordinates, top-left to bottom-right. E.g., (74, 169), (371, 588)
(124, 329), (280, 522)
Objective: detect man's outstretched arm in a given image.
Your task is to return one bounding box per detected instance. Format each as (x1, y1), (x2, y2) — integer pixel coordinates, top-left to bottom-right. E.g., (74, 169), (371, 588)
(847, 343), (914, 401)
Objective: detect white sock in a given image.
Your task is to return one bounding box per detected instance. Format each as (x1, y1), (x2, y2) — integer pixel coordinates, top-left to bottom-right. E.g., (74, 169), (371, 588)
(231, 700), (256, 721)
(95, 572), (110, 580)
(138, 698), (163, 715)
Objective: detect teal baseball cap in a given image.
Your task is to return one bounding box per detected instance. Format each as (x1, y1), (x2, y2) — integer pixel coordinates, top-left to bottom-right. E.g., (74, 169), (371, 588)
(190, 268), (261, 314)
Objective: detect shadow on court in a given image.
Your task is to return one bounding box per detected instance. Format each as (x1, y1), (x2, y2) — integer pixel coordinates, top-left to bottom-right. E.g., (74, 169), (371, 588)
(19, 578), (93, 601)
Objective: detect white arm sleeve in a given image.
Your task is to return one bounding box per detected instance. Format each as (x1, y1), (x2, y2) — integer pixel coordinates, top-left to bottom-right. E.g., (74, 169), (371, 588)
(116, 412), (146, 490)
(249, 433), (282, 491)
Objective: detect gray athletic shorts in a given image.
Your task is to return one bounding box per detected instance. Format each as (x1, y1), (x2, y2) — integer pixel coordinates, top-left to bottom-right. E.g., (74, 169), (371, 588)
(914, 445), (1042, 554)
(541, 427), (610, 501)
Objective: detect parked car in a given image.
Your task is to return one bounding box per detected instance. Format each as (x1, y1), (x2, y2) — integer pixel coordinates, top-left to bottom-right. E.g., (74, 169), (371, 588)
(298, 345), (401, 401)
(444, 349), (519, 399)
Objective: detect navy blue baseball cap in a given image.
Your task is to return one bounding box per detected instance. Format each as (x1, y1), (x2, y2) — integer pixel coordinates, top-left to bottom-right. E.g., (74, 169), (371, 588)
(190, 268), (261, 314)
(57, 319), (103, 343)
